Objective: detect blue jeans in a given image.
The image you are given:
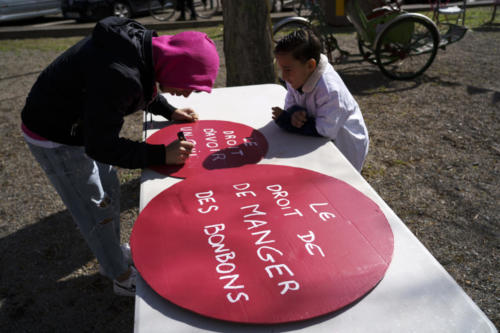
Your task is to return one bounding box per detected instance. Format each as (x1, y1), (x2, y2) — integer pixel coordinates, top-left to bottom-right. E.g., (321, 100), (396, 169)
(26, 141), (129, 280)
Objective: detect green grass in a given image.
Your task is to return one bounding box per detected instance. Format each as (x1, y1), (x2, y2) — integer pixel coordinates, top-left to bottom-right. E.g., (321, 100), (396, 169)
(0, 36), (84, 52)
(0, 24), (224, 53)
(418, 6), (498, 29)
(158, 24), (224, 41)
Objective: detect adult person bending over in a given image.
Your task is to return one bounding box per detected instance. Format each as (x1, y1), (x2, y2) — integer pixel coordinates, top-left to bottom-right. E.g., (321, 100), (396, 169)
(20, 17), (220, 296)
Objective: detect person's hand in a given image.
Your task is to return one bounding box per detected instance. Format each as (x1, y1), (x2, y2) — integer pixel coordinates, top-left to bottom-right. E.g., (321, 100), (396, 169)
(291, 110), (307, 128)
(165, 139), (195, 165)
(172, 108), (198, 122)
(272, 106), (284, 120)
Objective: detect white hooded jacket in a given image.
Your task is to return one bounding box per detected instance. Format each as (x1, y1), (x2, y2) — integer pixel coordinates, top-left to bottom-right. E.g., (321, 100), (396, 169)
(284, 54), (369, 171)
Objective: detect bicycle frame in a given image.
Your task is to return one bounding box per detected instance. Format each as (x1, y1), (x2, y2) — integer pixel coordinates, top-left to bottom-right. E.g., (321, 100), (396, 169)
(273, 0), (441, 79)
(346, 0), (403, 46)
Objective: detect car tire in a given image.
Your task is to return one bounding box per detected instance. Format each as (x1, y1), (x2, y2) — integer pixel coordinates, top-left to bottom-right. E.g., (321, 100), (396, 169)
(112, 1), (132, 18)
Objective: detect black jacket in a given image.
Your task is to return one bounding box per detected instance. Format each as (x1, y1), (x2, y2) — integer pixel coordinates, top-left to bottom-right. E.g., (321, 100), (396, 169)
(21, 17), (175, 169)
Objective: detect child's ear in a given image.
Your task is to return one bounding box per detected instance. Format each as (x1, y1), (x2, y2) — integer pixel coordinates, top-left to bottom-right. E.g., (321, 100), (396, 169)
(307, 58), (317, 72)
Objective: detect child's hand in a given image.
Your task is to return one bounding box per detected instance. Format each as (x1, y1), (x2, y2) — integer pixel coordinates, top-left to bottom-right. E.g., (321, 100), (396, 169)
(272, 107), (284, 120)
(164, 139), (194, 165)
(172, 108), (199, 122)
(291, 111), (307, 128)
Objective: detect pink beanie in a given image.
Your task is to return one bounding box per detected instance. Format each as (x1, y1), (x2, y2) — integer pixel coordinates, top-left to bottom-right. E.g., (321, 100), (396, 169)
(152, 32), (219, 93)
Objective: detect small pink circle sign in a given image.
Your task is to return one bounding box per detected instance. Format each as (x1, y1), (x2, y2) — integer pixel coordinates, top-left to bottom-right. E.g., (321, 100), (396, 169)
(131, 164), (394, 324)
(146, 120), (268, 178)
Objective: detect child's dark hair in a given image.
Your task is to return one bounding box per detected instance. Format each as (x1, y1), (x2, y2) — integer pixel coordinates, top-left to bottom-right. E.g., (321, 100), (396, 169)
(274, 29), (321, 64)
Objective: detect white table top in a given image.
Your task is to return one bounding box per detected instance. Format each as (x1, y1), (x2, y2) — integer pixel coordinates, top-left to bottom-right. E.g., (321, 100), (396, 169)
(134, 84), (496, 333)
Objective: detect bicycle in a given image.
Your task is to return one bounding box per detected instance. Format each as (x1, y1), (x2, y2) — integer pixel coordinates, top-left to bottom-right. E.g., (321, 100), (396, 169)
(149, 0), (220, 22)
(273, 0), (448, 80)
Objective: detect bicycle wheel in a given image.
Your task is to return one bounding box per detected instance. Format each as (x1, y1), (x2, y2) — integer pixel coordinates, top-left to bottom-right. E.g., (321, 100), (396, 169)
(375, 14), (439, 80)
(149, 0), (176, 21)
(273, 17), (312, 44)
(194, 0), (218, 19)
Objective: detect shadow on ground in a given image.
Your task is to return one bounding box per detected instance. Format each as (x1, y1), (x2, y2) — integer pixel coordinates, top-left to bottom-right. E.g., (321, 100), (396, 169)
(0, 179), (140, 333)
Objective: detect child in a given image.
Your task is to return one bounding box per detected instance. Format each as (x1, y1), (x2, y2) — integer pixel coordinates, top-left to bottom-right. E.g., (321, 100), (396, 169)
(21, 17), (219, 296)
(272, 29), (369, 172)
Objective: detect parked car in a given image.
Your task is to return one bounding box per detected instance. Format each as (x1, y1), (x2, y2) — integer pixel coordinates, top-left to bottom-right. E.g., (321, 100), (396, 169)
(0, 0), (61, 23)
(61, 0), (157, 21)
(403, 0), (429, 4)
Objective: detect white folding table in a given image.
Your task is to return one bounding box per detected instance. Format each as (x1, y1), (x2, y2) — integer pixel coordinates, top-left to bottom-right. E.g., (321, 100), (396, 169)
(134, 84), (496, 333)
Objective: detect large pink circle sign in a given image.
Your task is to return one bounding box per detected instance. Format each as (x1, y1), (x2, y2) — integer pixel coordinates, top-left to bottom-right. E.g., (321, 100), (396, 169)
(131, 164), (394, 324)
(146, 120), (268, 178)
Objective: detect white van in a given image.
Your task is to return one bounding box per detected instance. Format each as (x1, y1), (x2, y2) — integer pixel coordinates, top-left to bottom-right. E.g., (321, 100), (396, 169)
(0, 0), (61, 23)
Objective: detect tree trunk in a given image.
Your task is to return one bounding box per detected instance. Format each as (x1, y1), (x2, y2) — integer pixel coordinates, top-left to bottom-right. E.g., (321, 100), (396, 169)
(223, 0), (276, 86)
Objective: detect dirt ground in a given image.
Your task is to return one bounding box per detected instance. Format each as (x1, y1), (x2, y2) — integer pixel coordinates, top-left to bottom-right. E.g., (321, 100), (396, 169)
(0, 22), (498, 332)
